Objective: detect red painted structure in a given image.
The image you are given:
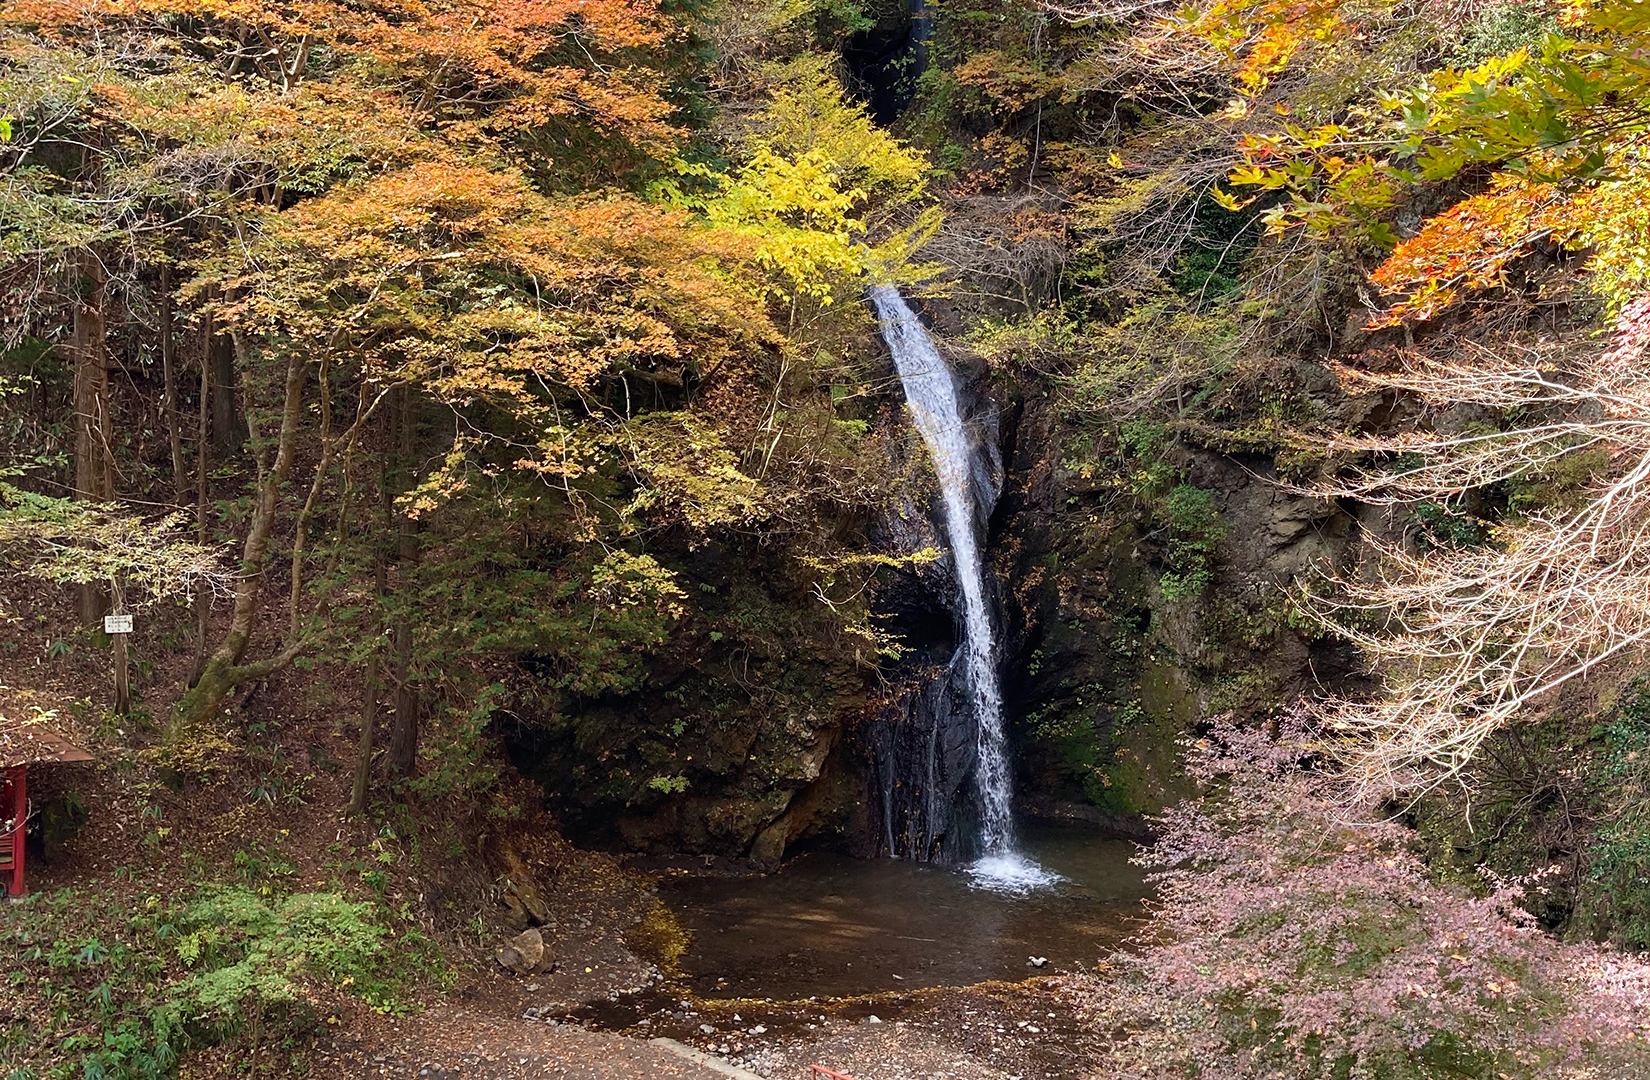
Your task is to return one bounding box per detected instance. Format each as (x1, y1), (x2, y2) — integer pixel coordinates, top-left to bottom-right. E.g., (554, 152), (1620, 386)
(809, 1068), (860, 1080)
(0, 728), (92, 897)
(1, 766), (23, 896)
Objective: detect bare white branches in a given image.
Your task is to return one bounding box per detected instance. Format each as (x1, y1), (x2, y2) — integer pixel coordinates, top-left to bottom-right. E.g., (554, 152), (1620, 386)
(1297, 300), (1650, 795)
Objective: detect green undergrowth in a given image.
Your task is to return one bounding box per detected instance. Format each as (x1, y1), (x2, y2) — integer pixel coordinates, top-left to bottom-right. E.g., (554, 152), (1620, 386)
(1, 879), (447, 1080)
(1578, 682), (1650, 948)
(1157, 484), (1225, 600)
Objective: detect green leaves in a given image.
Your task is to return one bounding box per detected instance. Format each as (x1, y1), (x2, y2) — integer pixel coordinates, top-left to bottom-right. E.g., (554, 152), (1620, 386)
(7, 883), (423, 1080)
(1588, 0), (1650, 36)
(0, 483), (224, 603)
(1158, 484), (1225, 601)
(614, 414), (767, 534)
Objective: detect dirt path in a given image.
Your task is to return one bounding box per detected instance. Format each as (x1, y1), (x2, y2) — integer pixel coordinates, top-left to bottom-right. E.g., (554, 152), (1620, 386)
(320, 1012), (1043, 1080)
(307, 974), (1099, 1080)
(318, 1007), (736, 1080)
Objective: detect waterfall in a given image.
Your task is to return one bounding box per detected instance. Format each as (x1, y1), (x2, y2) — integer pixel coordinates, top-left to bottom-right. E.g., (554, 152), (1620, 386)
(870, 286), (1057, 893)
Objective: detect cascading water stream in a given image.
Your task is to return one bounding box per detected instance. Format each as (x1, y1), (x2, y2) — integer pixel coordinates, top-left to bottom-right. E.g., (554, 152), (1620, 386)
(870, 285), (1057, 894)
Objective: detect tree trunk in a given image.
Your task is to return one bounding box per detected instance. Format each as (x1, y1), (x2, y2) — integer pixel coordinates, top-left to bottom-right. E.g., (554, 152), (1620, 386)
(72, 248), (112, 625)
(167, 346), (309, 739)
(160, 261), (187, 504)
(206, 308), (247, 455)
(387, 586), (418, 777)
(348, 649), (380, 814)
(190, 323), (211, 686)
(348, 556), (387, 816)
(386, 388), (420, 779)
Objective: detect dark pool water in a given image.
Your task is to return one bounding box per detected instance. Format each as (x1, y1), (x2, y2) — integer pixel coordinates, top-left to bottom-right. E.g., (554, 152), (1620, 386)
(658, 822), (1151, 999)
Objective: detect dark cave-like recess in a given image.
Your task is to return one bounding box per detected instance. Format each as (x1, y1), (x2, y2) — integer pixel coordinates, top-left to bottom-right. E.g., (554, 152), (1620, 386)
(843, 0), (931, 124)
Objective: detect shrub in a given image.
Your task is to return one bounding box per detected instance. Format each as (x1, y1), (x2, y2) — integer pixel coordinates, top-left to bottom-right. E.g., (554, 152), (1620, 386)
(175, 888), (389, 1023)
(1158, 484), (1224, 600)
(1457, 0), (1560, 64)
(3, 884), (428, 1080)
(1085, 714), (1650, 1079)
(1409, 499), (1486, 550)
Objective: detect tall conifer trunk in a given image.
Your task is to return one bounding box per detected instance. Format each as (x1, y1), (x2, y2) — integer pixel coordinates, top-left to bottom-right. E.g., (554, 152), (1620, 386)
(386, 387), (420, 779)
(206, 300), (247, 455)
(160, 260), (187, 504)
(349, 551), (388, 816)
(189, 316), (211, 685)
(72, 248), (112, 625)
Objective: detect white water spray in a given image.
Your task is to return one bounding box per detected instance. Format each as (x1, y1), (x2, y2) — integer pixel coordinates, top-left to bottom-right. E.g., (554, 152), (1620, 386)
(870, 286), (1057, 894)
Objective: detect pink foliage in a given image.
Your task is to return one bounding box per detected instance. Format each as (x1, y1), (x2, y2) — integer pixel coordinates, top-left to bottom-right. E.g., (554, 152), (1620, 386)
(1599, 293), (1650, 393)
(1085, 709), (1650, 1079)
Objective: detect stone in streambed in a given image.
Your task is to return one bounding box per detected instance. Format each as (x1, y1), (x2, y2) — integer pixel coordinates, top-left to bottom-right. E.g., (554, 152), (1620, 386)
(495, 928), (547, 974)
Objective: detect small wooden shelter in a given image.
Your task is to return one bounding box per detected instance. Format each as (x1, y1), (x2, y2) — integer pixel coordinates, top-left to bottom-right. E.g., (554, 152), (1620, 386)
(1, 723), (92, 897)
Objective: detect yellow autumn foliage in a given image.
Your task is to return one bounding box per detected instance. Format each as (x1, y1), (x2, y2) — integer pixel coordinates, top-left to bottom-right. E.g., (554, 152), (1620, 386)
(657, 66), (939, 304)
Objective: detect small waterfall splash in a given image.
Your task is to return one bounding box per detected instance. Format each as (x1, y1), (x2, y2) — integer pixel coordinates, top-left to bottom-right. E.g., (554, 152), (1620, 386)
(869, 285), (1057, 894)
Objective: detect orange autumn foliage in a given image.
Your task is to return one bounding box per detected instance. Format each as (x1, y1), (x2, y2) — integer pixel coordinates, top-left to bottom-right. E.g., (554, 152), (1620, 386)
(1367, 178), (1588, 326)
(1182, 0), (1376, 91)
(214, 159), (773, 399)
(2, 0), (682, 158)
(4, 0), (779, 457)
(0, 0), (907, 770)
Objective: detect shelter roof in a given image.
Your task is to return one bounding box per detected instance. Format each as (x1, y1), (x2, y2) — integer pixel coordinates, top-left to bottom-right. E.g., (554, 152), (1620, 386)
(0, 724), (93, 768)
(0, 687), (94, 768)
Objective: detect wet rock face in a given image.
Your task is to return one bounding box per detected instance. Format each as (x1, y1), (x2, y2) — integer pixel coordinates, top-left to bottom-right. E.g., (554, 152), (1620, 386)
(504, 293), (1024, 866)
(992, 385), (1367, 825)
(865, 660), (982, 861)
(992, 404), (1153, 817)
(503, 532), (874, 864)
(502, 299), (1371, 861)
(875, 511), (960, 667)
(844, 0), (932, 124)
